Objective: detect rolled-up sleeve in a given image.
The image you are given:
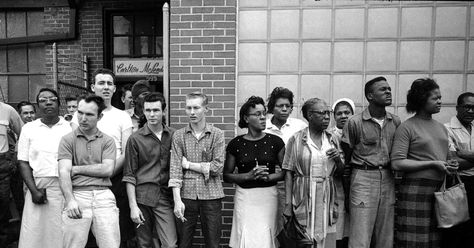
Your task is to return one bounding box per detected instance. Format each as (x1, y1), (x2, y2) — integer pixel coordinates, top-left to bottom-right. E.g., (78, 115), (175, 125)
(122, 136), (138, 185)
(168, 131), (184, 188)
(204, 129), (225, 177)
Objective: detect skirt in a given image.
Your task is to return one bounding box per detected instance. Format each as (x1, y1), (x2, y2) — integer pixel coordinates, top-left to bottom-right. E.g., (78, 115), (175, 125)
(18, 177), (64, 248)
(229, 185), (278, 248)
(395, 177), (443, 248)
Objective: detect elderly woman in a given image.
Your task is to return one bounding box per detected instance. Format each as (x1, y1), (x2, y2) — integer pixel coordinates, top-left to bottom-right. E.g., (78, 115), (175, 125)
(391, 78), (457, 248)
(283, 98), (344, 248)
(224, 96), (286, 248)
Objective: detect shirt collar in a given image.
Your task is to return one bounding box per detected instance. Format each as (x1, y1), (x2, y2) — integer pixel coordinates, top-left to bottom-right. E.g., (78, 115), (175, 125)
(362, 107), (394, 121)
(74, 127), (103, 140)
(140, 123), (171, 136)
(449, 116), (472, 130)
(300, 127), (334, 143)
(38, 116), (69, 128)
(266, 117), (292, 130)
(185, 123), (212, 134)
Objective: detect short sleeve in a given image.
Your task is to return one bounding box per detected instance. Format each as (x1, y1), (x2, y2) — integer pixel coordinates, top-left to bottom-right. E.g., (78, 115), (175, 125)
(390, 123), (411, 161)
(120, 111), (133, 130)
(273, 135), (285, 152)
(102, 136), (117, 160)
(58, 134), (74, 161)
(17, 124), (30, 161)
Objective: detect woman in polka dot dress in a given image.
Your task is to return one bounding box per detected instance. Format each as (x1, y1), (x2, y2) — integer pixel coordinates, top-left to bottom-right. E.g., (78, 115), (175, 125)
(224, 96), (285, 248)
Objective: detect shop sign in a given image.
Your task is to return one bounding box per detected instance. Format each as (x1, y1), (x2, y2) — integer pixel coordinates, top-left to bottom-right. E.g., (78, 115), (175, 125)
(113, 58), (164, 76)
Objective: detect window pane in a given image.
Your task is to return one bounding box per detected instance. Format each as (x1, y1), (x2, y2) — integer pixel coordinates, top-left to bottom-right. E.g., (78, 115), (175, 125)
(433, 41), (465, 71)
(400, 41), (430, 71)
(271, 10), (299, 39)
(302, 9), (331, 39)
(113, 16), (132, 35)
(432, 74), (463, 104)
(237, 75), (266, 104)
(28, 43), (45, 73)
(471, 7), (474, 37)
(239, 11), (267, 40)
(239, 43), (267, 72)
(368, 8), (398, 38)
(134, 36), (153, 55)
(7, 11), (26, 38)
(114, 37), (131, 55)
(0, 12), (5, 39)
(435, 7), (466, 37)
(335, 8), (365, 38)
(7, 45), (27, 72)
(334, 42), (363, 71)
(270, 42), (299, 72)
(301, 75), (330, 103)
(401, 7), (432, 37)
(155, 37), (163, 56)
(468, 74), (474, 92)
(27, 11), (43, 36)
(469, 41), (474, 70)
(333, 75), (364, 104)
(272, 0), (299, 7)
(8, 76), (28, 102)
(239, 0), (267, 7)
(135, 16), (154, 35)
(367, 42), (397, 71)
(29, 75), (47, 102)
(269, 75), (298, 98)
(302, 42), (331, 71)
(0, 47), (6, 73)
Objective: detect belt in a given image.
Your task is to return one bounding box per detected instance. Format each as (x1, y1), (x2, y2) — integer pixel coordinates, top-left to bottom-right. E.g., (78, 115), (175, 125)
(352, 164), (388, 170)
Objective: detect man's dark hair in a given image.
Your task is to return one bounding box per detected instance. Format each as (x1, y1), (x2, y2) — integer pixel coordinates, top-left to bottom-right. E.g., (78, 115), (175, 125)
(121, 84), (133, 98)
(65, 94), (78, 104)
(364, 76), (387, 99)
(238, 96), (266, 129)
(144, 92), (167, 111)
(36, 88), (60, 105)
(457, 92), (474, 106)
(406, 78), (439, 113)
(17, 101), (36, 113)
(84, 95), (106, 116)
(267, 87), (294, 114)
(91, 68), (116, 85)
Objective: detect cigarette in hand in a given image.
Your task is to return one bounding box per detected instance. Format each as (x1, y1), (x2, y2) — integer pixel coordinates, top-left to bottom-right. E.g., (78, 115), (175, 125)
(136, 223), (142, 228)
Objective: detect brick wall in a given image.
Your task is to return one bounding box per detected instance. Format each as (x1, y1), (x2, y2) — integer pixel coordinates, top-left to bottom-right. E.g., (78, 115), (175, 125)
(169, 0), (237, 247)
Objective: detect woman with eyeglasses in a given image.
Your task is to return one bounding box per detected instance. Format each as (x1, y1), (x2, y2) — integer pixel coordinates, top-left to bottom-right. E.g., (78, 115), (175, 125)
(224, 96), (286, 248)
(282, 98), (344, 248)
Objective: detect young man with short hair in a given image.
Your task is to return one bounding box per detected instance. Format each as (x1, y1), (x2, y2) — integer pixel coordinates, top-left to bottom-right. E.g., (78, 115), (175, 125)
(123, 92), (177, 248)
(169, 92), (225, 248)
(71, 68), (134, 247)
(58, 95), (119, 248)
(341, 77), (400, 248)
(121, 84), (134, 110)
(64, 95), (79, 121)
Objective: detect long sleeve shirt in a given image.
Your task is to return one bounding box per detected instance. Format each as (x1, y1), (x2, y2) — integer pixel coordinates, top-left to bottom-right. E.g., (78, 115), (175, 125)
(168, 123), (225, 200)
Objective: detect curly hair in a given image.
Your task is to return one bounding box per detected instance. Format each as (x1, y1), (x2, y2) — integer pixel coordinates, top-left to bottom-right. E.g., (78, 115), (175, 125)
(238, 96), (266, 129)
(406, 78), (439, 113)
(267, 87), (294, 114)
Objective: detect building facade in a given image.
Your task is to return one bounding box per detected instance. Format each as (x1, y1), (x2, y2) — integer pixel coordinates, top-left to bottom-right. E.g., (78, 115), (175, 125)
(1, 0), (474, 247)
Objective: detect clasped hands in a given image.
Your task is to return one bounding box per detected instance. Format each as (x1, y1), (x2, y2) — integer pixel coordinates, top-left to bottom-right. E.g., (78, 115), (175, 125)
(247, 165), (270, 182)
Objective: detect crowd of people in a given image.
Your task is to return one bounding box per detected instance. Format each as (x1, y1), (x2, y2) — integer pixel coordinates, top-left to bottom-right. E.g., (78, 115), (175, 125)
(0, 69), (473, 248)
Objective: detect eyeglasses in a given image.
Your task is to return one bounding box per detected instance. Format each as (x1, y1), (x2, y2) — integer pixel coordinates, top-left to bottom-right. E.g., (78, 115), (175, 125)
(309, 110), (333, 116)
(275, 104), (292, 109)
(38, 97), (58, 103)
(460, 105), (474, 111)
(247, 111), (267, 117)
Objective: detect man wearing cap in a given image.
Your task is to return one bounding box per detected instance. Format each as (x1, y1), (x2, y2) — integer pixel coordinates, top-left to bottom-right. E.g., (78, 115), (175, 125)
(126, 80), (151, 133)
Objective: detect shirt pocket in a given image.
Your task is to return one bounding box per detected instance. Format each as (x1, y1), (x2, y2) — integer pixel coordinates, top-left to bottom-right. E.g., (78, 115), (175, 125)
(360, 133), (378, 156)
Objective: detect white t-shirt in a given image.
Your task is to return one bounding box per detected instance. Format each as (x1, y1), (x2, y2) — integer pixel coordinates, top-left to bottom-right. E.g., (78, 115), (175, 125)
(72, 106), (133, 156)
(264, 117), (308, 144)
(17, 118), (72, 178)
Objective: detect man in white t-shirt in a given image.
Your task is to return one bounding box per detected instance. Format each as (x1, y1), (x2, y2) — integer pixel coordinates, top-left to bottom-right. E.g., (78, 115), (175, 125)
(71, 68), (134, 247)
